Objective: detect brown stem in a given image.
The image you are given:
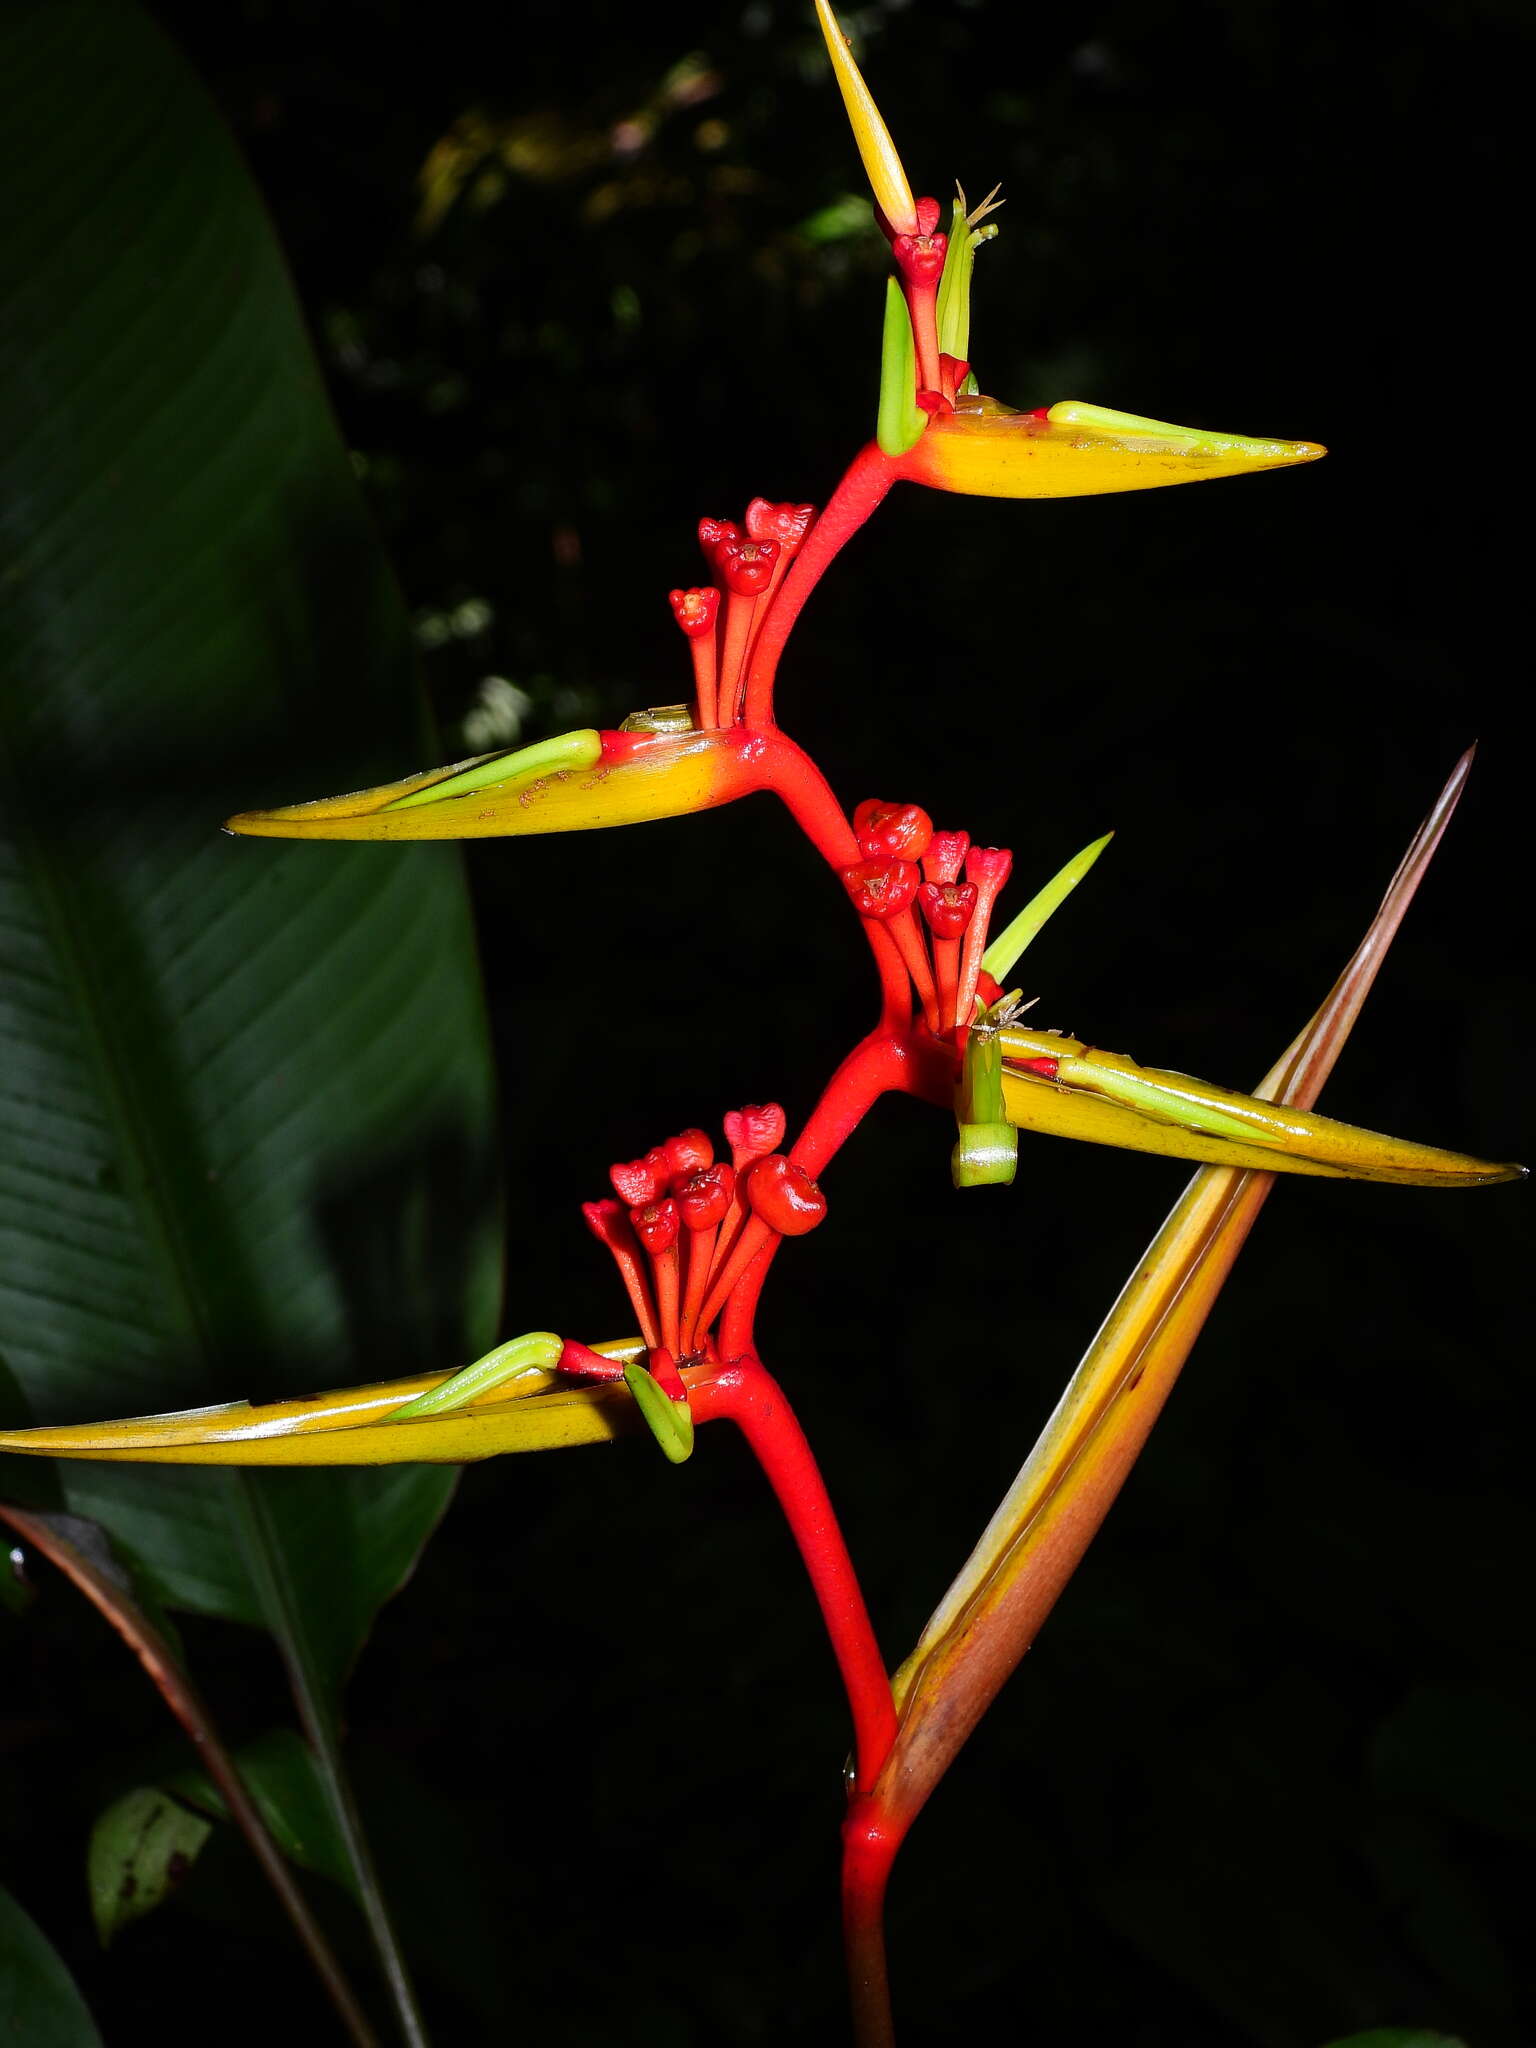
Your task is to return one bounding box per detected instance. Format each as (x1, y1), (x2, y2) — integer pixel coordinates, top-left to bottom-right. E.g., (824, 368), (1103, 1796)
(0, 1503), (382, 2048)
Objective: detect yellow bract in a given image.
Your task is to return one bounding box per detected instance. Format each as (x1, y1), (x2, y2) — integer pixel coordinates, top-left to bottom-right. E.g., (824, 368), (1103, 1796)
(0, 1345), (652, 1466)
(812, 0), (918, 235)
(999, 1023), (1519, 1185)
(901, 395), (1325, 498)
(224, 729), (736, 842)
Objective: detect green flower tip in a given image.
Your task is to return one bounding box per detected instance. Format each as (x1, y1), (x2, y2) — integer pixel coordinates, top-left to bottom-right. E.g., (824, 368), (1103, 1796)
(622, 1360), (695, 1464)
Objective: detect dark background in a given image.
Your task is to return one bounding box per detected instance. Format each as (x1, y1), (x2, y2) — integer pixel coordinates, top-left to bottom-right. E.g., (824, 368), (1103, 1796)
(6, 1), (1531, 2041)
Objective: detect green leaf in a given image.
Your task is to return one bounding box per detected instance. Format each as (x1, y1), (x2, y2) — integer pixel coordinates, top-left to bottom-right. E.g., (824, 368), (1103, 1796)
(88, 1787), (212, 1946)
(0, 2), (501, 2034)
(1319, 2033), (1467, 2048)
(169, 1728), (359, 1900)
(0, 1886), (104, 2047)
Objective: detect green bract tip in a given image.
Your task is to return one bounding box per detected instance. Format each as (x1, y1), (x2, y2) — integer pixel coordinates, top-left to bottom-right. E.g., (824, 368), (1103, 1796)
(383, 729), (603, 810)
(877, 276), (927, 457)
(982, 832), (1114, 984)
(935, 196), (974, 363)
(388, 1331), (564, 1419)
(623, 1360), (695, 1464)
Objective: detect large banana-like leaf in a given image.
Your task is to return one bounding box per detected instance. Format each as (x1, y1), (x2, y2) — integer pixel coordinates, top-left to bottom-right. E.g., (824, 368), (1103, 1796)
(0, 1884), (103, 2048)
(0, 0), (500, 2023)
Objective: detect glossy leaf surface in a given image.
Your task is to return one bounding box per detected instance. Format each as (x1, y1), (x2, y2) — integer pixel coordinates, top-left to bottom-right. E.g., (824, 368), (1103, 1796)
(0, 0), (498, 1681)
(0, 7), (499, 2034)
(0, 1886), (103, 2048)
(170, 1728), (360, 1900)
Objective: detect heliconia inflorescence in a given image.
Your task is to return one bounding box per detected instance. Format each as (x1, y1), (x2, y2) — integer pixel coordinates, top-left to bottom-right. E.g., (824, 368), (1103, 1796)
(4, 9), (1522, 2047)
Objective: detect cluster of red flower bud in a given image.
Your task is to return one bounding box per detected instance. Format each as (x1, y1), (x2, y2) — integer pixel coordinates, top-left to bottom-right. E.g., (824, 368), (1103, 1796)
(667, 498), (816, 730)
(838, 800), (1012, 1037)
(566, 1104), (827, 1388)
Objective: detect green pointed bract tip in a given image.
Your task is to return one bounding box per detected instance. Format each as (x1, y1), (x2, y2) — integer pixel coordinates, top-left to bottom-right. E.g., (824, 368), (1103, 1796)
(388, 1331), (564, 1419)
(982, 831), (1114, 984)
(877, 276), (927, 457)
(384, 729), (602, 810)
(1044, 401), (1307, 463)
(622, 1360), (694, 1464)
(935, 196), (975, 363)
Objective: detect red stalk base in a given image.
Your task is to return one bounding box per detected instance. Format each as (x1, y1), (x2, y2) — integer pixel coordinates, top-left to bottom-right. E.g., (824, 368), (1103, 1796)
(692, 1357), (895, 1793)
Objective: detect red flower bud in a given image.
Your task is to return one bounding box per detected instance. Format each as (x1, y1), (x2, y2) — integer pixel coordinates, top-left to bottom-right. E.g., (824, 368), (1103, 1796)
(923, 830), (970, 886)
(975, 970), (1005, 1009)
(965, 845), (1014, 890)
(744, 498), (816, 554)
(853, 798), (934, 863)
(557, 1338), (627, 1381)
(892, 230), (948, 287)
(609, 1154), (667, 1206)
(581, 1198), (633, 1249)
(663, 1128), (714, 1184)
(629, 1197), (680, 1256)
(1012, 1054), (1060, 1079)
(668, 586), (720, 638)
(839, 856), (920, 920)
(939, 352), (970, 393)
(743, 1154), (827, 1237)
(716, 536), (779, 596)
(697, 517), (742, 564)
(723, 1102), (787, 1169)
(677, 1162), (732, 1231)
(917, 880), (978, 940)
(915, 196), (943, 235)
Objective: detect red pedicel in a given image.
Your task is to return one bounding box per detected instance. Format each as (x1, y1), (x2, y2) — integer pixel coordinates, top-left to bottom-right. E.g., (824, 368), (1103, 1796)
(839, 856), (920, 920)
(629, 1197), (681, 1255)
(697, 517), (742, 564)
(853, 799), (934, 863)
(664, 1128), (714, 1183)
(743, 1154), (827, 1236)
(716, 536), (780, 597)
(744, 498), (816, 554)
(923, 830), (970, 886)
(647, 1347), (688, 1401)
(557, 1338), (626, 1381)
(723, 1102), (787, 1169)
(677, 1162), (732, 1231)
(668, 586), (720, 638)
(917, 880), (977, 939)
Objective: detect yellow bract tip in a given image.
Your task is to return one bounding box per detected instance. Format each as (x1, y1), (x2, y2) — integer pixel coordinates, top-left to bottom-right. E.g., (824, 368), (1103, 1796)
(812, 0), (918, 235)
